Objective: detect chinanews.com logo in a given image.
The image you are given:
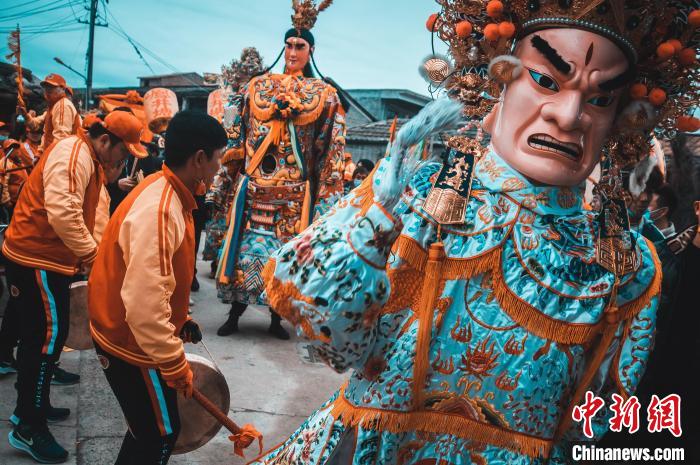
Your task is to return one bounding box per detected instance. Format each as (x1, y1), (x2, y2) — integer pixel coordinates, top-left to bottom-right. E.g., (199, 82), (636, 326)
(570, 391), (685, 462)
(572, 445), (685, 462)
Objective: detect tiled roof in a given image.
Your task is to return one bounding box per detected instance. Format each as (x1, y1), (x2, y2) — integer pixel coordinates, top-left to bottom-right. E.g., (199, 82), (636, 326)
(346, 118), (409, 143)
(346, 118), (482, 145)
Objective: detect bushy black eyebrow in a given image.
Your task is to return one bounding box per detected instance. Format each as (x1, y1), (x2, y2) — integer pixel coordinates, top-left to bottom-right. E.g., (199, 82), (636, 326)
(599, 65), (636, 91)
(531, 35), (572, 75)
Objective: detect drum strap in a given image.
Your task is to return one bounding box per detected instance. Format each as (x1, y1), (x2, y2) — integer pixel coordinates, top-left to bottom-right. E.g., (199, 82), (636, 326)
(200, 339), (223, 374)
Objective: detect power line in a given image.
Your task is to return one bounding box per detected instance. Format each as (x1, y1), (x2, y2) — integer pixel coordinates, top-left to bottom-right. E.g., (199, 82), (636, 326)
(104, 6), (209, 90)
(2, 0), (57, 13)
(102, 11), (155, 75)
(0, 0), (75, 21)
(0, 12), (78, 33)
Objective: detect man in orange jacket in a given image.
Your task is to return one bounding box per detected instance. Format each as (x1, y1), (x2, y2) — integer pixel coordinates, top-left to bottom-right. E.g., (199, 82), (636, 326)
(3, 111), (146, 463)
(88, 111), (226, 465)
(21, 74), (82, 154)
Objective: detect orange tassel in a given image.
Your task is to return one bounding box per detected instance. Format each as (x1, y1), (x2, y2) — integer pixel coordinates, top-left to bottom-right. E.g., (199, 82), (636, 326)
(229, 424), (264, 458)
(300, 180), (312, 230)
(554, 279), (622, 441)
(262, 259), (331, 343)
(330, 388), (552, 458)
(411, 242), (446, 408)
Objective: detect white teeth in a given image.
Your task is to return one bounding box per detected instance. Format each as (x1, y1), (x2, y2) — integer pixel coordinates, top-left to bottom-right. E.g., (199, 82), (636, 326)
(528, 134), (581, 159)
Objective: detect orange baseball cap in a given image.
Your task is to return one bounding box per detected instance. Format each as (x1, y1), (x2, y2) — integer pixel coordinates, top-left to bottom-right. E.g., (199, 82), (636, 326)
(103, 111), (148, 158)
(2, 139), (20, 151)
(41, 73), (73, 96)
(41, 73), (67, 88)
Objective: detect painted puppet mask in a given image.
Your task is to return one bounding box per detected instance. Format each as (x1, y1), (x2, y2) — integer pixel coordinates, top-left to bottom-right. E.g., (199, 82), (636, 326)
(483, 28), (629, 187)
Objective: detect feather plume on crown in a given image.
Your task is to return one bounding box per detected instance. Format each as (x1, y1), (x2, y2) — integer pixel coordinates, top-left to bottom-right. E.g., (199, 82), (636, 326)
(291, 0), (333, 31)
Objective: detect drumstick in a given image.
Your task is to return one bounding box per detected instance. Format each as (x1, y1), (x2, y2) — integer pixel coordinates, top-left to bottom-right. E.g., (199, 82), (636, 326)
(192, 388), (242, 434)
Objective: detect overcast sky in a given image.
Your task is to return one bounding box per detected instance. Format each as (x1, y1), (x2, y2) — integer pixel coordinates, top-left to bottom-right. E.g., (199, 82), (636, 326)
(1, 0), (448, 95)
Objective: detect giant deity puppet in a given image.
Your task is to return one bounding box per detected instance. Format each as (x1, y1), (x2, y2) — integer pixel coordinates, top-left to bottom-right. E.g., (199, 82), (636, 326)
(216, 0), (347, 340)
(255, 1), (699, 464)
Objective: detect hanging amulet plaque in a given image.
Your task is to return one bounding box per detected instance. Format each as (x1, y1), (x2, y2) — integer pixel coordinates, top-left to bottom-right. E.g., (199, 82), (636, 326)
(423, 136), (483, 225)
(596, 197), (639, 276)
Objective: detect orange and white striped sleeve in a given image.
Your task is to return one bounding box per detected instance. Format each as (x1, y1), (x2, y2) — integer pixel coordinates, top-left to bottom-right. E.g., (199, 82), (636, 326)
(43, 137), (99, 263)
(117, 176), (188, 380)
(92, 185), (111, 245)
(51, 98), (79, 141)
(26, 111), (46, 132)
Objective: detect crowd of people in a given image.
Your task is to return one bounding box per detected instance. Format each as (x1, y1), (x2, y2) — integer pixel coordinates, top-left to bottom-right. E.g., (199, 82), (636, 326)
(0, 8), (381, 461)
(0, 0), (698, 464)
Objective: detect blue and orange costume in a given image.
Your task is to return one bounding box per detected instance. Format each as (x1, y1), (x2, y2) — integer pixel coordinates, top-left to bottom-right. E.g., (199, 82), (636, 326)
(256, 149), (661, 464)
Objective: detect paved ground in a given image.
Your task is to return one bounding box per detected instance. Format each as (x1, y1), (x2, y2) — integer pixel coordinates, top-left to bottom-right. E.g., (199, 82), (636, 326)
(0, 259), (347, 464)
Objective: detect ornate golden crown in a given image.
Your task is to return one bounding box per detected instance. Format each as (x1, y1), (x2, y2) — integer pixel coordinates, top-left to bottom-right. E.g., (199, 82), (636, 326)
(425, 0), (699, 142)
(291, 0), (333, 31)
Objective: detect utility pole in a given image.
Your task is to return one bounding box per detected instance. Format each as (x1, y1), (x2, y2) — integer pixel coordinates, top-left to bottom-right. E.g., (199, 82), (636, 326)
(77, 0), (107, 109)
(85, 0), (98, 109)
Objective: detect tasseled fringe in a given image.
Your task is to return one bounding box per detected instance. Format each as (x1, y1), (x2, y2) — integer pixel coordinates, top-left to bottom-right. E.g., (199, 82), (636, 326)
(491, 263), (603, 345)
(350, 174), (376, 217)
(555, 319), (620, 441)
(330, 392), (553, 459)
(411, 242), (446, 407)
(391, 235), (501, 280)
(262, 260), (330, 343)
(618, 237), (663, 320)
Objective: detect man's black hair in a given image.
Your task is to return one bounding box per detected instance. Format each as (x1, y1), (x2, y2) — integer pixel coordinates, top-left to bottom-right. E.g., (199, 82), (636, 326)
(112, 106), (134, 114)
(87, 122), (121, 146)
(645, 166), (664, 194)
(353, 165), (370, 177)
(356, 159), (375, 172)
(164, 110), (227, 169)
(302, 61), (316, 78)
(654, 183), (678, 216)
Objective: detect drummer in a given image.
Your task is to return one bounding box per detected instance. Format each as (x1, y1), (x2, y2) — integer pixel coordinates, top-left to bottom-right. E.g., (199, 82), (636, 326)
(88, 111), (226, 465)
(2, 111), (144, 463)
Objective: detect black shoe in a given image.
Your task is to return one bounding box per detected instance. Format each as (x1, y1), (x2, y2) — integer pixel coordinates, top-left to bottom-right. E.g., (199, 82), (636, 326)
(8, 424), (68, 463)
(0, 356), (17, 375)
(268, 321), (290, 340)
(10, 406), (71, 426)
(191, 275), (200, 292)
(217, 314), (239, 336)
(51, 365), (80, 386)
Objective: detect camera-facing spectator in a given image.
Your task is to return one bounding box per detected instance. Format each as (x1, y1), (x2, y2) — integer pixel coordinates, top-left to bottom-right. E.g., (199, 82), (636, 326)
(649, 183), (678, 238)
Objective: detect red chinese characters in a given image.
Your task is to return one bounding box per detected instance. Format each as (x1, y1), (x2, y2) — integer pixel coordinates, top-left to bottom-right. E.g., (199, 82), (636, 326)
(571, 391), (683, 439)
(609, 394), (641, 434)
(647, 394), (682, 437)
(572, 391), (606, 439)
